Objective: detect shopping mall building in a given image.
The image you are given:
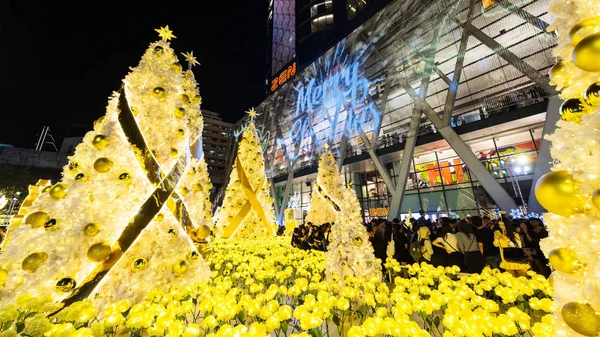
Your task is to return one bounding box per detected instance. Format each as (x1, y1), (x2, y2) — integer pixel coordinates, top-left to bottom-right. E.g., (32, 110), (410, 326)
(239, 0), (559, 224)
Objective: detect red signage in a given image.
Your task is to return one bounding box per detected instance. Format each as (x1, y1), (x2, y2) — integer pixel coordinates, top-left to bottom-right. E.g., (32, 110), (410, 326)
(270, 61), (297, 92)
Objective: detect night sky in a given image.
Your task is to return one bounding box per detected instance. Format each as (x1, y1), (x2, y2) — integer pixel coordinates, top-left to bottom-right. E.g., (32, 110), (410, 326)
(0, 0), (268, 149)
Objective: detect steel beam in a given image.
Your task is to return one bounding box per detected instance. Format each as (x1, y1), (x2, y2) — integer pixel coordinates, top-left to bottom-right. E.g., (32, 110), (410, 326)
(495, 0), (551, 33)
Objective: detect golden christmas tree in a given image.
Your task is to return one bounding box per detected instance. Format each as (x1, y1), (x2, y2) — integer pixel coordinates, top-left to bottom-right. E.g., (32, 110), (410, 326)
(305, 145), (345, 226)
(214, 109), (277, 238)
(0, 28), (212, 310)
(535, 2), (600, 335)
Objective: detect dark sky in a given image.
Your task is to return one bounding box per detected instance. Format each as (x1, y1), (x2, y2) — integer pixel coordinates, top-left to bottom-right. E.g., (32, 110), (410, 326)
(0, 0), (268, 149)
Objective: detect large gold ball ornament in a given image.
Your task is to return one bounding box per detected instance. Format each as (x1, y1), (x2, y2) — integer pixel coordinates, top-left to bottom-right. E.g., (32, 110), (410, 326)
(572, 33), (600, 72)
(192, 183), (202, 192)
(87, 242), (112, 262)
(153, 87), (167, 98)
(177, 129), (185, 139)
(22, 252), (48, 273)
(180, 186), (189, 196)
(549, 248), (584, 273)
(584, 82), (600, 106)
(26, 211), (50, 228)
(119, 173), (131, 183)
(49, 183), (67, 199)
(196, 225), (211, 240)
(170, 148), (179, 159)
(171, 62), (183, 73)
(180, 94), (190, 104)
(92, 135), (109, 150)
(84, 223), (100, 236)
(549, 61), (568, 84)
(101, 247), (123, 271)
(0, 268), (8, 286)
(592, 189), (600, 210)
(56, 278), (76, 293)
(192, 94), (201, 104)
(174, 107), (186, 118)
(561, 302), (600, 336)
(155, 213), (164, 222)
(75, 173), (87, 182)
(132, 258), (148, 272)
(559, 97), (588, 123)
(534, 171), (580, 217)
(353, 236), (363, 246)
(42, 186), (51, 193)
(172, 260), (189, 276)
(44, 218), (60, 232)
(569, 17), (600, 46)
(154, 45), (164, 54)
(94, 158), (113, 173)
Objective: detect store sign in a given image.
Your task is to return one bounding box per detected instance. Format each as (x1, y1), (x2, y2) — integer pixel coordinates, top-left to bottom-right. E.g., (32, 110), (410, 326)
(369, 207), (389, 217)
(270, 61), (297, 92)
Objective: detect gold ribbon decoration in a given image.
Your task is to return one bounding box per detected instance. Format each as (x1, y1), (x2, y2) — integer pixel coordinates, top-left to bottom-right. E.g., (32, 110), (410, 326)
(315, 182), (341, 212)
(221, 157), (275, 238)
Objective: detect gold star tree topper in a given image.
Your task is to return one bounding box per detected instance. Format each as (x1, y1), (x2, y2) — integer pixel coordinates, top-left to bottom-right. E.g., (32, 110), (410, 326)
(182, 51), (200, 69)
(155, 25), (176, 41)
(324, 143), (330, 151)
(246, 107), (259, 121)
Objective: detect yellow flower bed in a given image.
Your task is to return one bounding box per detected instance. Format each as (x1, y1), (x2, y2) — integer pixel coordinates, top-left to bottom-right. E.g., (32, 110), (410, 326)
(0, 237), (554, 337)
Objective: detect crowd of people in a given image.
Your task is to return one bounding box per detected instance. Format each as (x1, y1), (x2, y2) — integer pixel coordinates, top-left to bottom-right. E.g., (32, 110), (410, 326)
(290, 210), (551, 278)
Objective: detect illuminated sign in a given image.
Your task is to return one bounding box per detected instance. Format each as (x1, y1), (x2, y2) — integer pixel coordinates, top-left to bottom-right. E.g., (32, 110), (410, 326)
(369, 208), (389, 217)
(270, 61), (297, 92)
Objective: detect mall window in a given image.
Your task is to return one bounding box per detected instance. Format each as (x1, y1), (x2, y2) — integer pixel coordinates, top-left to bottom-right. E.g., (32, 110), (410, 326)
(347, 0), (368, 19)
(311, 13), (334, 33)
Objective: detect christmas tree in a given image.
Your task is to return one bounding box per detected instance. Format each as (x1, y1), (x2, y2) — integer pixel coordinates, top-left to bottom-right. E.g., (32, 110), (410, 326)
(306, 146), (344, 226)
(535, 2), (600, 336)
(214, 111), (277, 238)
(0, 27), (212, 309)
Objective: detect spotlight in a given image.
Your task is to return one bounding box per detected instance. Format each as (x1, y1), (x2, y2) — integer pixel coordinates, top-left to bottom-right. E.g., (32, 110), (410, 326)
(513, 166), (522, 174)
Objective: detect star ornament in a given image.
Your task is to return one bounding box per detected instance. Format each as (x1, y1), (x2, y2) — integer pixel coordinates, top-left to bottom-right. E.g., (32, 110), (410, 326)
(324, 143), (330, 150)
(155, 25), (176, 41)
(182, 51), (200, 69)
(246, 107), (259, 121)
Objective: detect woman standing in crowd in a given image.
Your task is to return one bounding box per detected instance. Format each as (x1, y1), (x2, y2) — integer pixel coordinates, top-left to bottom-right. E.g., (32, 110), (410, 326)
(494, 219), (529, 277)
(416, 226), (434, 263)
(432, 224), (464, 270)
(456, 220), (486, 273)
(392, 220), (412, 277)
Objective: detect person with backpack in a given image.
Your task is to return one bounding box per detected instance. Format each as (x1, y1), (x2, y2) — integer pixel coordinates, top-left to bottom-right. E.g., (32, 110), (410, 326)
(410, 226), (433, 263)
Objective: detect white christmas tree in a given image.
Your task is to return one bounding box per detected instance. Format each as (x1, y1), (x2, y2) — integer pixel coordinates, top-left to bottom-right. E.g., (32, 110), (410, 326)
(306, 147), (344, 225)
(0, 27), (211, 309)
(214, 110), (277, 239)
(535, 1), (600, 335)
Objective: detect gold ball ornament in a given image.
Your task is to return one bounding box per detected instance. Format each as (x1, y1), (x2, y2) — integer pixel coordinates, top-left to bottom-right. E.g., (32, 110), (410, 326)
(42, 186), (51, 193)
(572, 33), (600, 72)
(119, 172), (131, 183)
(181, 186), (189, 196)
(100, 247), (123, 271)
(196, 225), (211, 239)
(180, 94), (190, 104)
(584, 82), (600, 106)
(94, 158), (113, 173)
(353, 236), (363, 246)
(25, 211), (50, 228)
(559, 97), (588, 123)
(190, 251), (200, 261)
(44, 218), (60, 232)
(154, 45), (164, 54)
(168, 227), (176, 236)
(171, 62), (182, 73)
(192, 183), (202, 192)
(22, 252), (48, 273)
(56, 278), (76, 293)
(0, 268), (8, 286)
(569, 17), (600, 46)
(177, 128), (185, 138)
(561, 302), (600, 336)
(87, 242), (112, 262)
(170, 148), (179, 158)
(549, 248), (585, 273)
(155, 213), (164, 222)
(131, 106), (139, 116)
(84, 223), (100, 236)
(172, 259), (189, 276)
(174, 107), (186, 118)
(192, 94), (201, 104)
(592, 189), (600, 210)
(534, 171), (580, 217)
(153, 87), (167, 98)
(92, 135), (109, 150)
(132, 258), (148, 272)
(75, 173), (87, 182)
(549, 61), (569, 86)
(49, 183), (67, 199)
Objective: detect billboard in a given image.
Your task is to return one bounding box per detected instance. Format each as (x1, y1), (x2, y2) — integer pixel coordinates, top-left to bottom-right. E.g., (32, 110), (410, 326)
(271, 0), (296, 75)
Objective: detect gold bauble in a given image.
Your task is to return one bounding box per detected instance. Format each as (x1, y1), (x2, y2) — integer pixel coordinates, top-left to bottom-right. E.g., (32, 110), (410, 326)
(153, 87), (167, 98)
(548, 272), (554, 288)
(192, 94), (201, 104)
(75, 173), (87, 182)
(181, 186), (190, 196)
(562, 302), (600, 336)
(56, 278), (76, 292)
(174, 107), (186, 118)
(154, 45), (164, 54)
(22, 252), (48, 273)
(0, 268), (8, 286)
(353, 236), (363, 246)
(44, 218), (60, 232)
(180, 94), (190, 104)
(559, 97), (588, 123)
(534, 171), (580, 216)
(549, 61), (567, 83)
(94, 158), (113, 173)
(42, 186), (51, 193)
(584, 82), (600, 106)
(172, 259), (189, 276)
(196, 225), (211, 239)
(592, 189), (600, 210)
(572, 33), (600, 72)
(132, 258), (148, 272)
(92, 135), (109, 150)
(195, 241), (213, 259)
(49, 183), (67, 199)
(177, 128), (185, 138)
(131, 106), (139, 116)
(168, 227), (176, 236)
(569, 17), (600, 46)
(119, 172), (131, 183)
(87, 242), (112, 262)
(100, 247), (123, 271)
(192, 183), (202, 192)
(549, 248), (584, 273)
(170, 148), (179, 159)
(156, 213), (164, 222)
(171, 62), (182, 73)
(26, 211), (50, 228)
(84, 223), (100, 236)
(190, 250), (200, 260)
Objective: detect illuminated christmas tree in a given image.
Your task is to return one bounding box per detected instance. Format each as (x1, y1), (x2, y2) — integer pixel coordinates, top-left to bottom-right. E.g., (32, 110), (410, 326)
(306, 146), (344, 226)
(214, 110), (277, 238)
(0, 27), (211, 309)
(535, 2), (600, 336)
